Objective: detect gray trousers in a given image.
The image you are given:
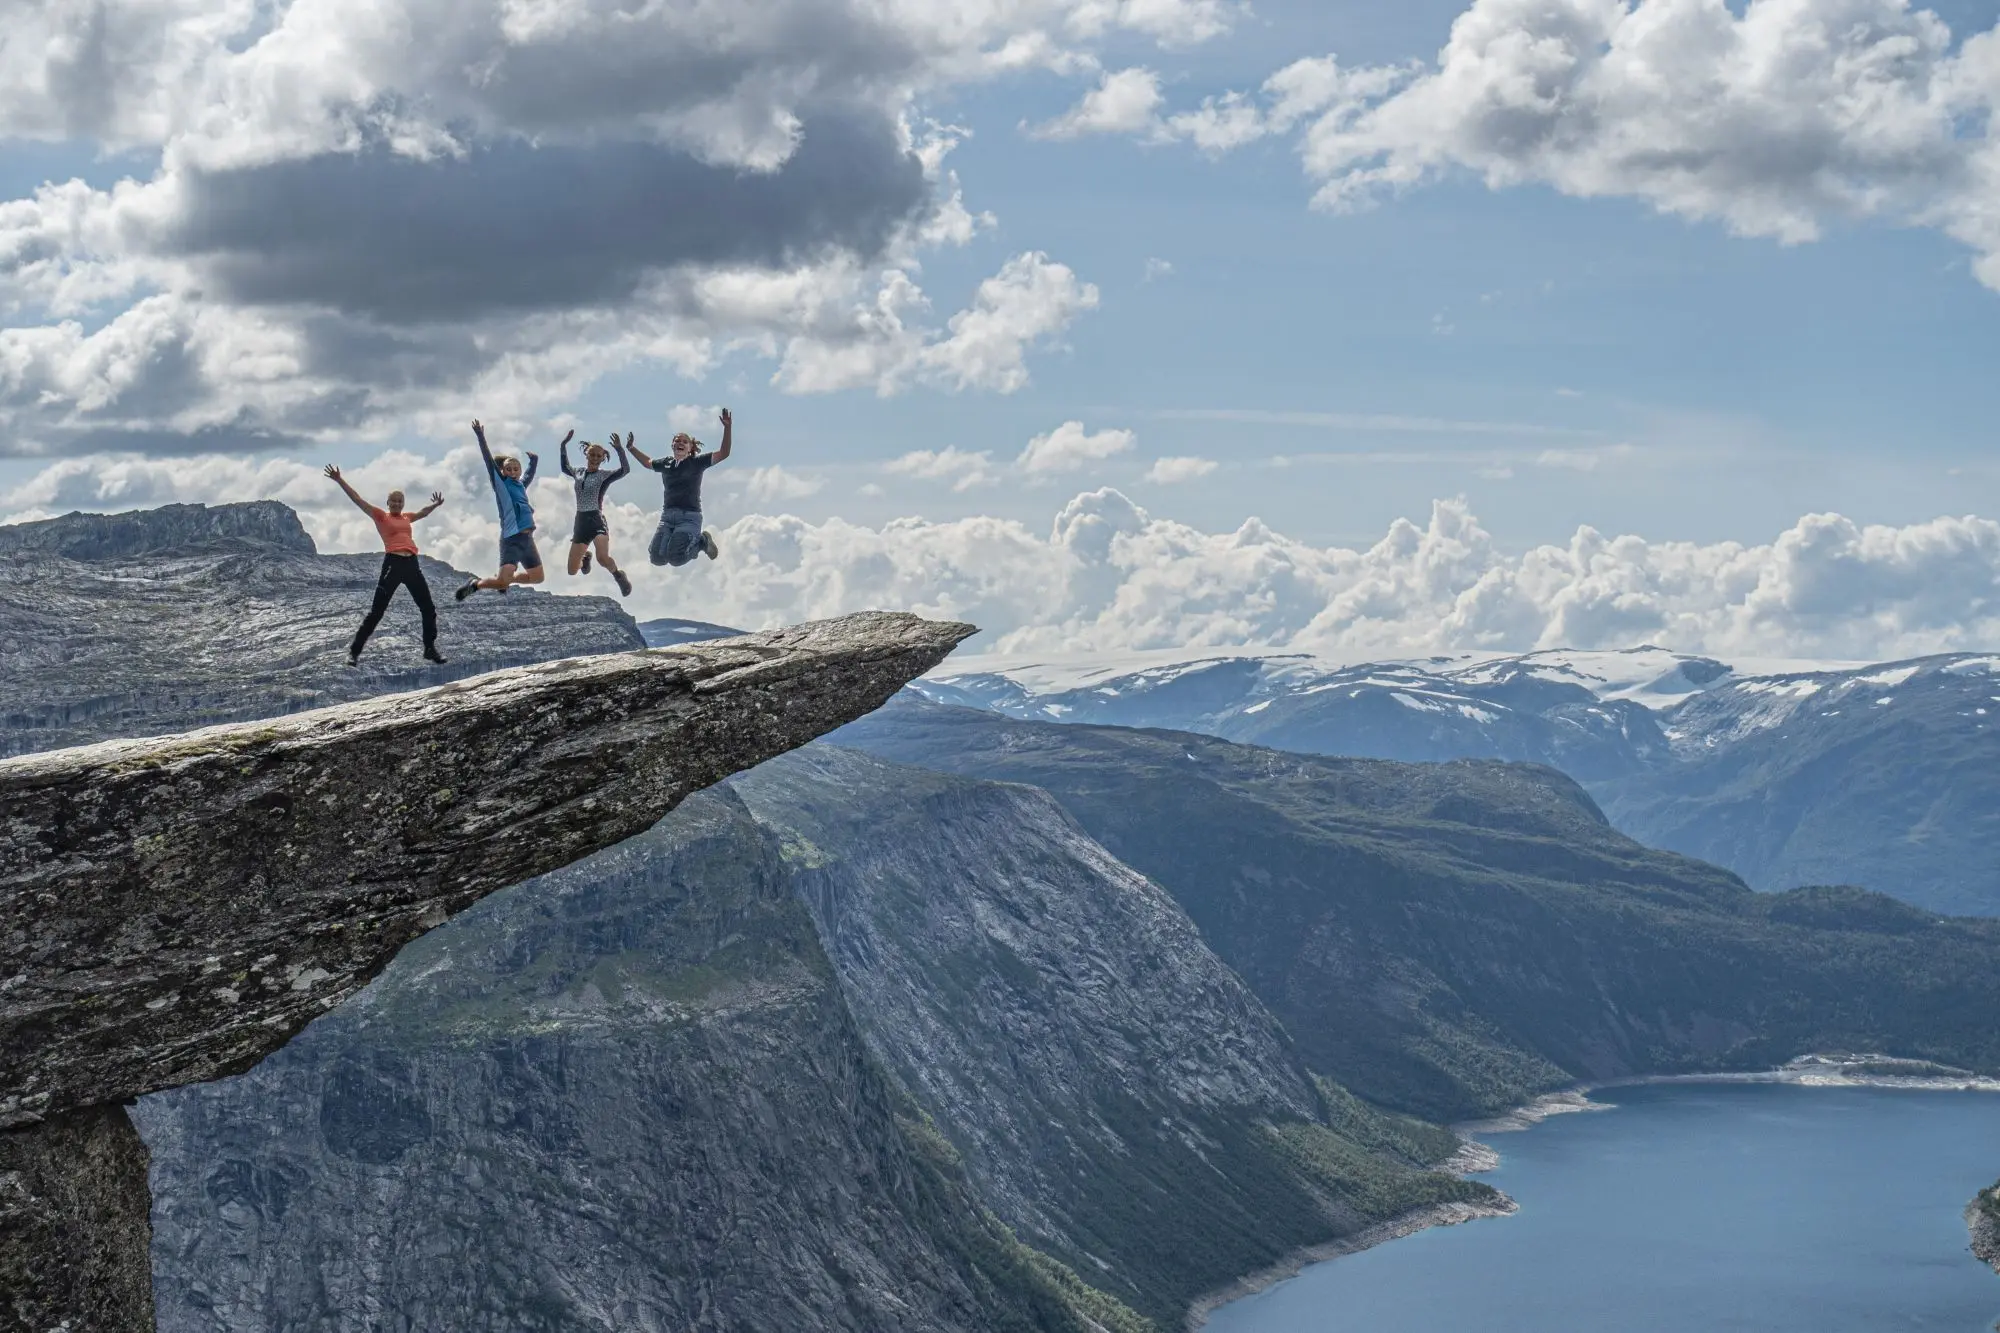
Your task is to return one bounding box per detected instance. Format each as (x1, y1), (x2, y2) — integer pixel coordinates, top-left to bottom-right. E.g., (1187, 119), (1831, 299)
(648, 507), (703, 567)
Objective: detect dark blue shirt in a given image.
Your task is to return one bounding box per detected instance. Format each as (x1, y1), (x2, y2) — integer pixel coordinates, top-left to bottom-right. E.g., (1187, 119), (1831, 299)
(652, 452), (715, 512)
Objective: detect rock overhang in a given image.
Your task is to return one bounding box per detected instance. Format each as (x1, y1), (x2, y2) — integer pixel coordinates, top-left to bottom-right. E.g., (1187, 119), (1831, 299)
(0, 611), (975, 1128)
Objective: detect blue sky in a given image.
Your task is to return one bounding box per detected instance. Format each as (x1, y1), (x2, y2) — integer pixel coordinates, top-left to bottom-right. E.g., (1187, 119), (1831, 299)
(3, 0), (1999, 655)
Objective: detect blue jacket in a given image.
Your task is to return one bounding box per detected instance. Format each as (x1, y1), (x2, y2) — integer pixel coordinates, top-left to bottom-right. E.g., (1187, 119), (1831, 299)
(475, 428), (538, 537)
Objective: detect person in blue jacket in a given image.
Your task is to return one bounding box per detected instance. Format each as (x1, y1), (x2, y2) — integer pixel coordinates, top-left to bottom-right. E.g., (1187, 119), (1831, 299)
(457, 417), (555, 599)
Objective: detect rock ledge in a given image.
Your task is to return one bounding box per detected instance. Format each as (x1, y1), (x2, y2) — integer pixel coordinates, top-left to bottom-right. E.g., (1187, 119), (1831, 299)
(1, 611), (973, 1128)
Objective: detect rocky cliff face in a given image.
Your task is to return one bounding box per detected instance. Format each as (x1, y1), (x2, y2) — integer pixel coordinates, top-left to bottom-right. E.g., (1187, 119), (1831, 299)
(0, 501), (644, 757)
(731, 748), (1486, 1325)
(3, 611), (973, 1128)
(1, 605), (973, 1331)
(135, 789), (1130, 1333)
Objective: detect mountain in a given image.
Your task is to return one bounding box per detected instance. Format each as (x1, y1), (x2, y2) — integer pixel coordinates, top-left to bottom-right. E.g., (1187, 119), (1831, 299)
(729, 747), (1489, 1325)
(1594, 655), (2000, 917)
(837, 698), (2000, 1121)
(8, 504), (1489, 1330)
(914, 645), (1743, 779)
(918, 646), (2000, 914)
(0, 502), (644, 757)
(135, 787), (1145, 1333)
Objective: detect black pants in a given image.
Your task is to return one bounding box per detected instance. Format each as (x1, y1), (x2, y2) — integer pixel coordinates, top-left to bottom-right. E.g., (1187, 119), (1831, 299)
(352, 554), (437, 655)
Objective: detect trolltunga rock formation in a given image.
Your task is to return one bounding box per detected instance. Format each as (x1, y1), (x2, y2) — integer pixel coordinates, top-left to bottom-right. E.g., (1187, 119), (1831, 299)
(0, 611), (973, 1331)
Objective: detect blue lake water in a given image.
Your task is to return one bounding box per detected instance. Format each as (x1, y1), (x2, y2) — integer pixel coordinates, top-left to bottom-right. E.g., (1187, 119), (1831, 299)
(1205, 1084), (2000, 1333)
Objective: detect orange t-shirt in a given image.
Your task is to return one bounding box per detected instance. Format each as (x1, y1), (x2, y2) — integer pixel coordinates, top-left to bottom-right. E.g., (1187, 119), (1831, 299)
(368, 506), (418, 555)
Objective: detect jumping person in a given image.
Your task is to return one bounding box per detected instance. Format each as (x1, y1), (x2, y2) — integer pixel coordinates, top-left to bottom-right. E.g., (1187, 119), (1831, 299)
(323, 464), (448, 666)
(560, 431), (633, 596)
(457, 418), (547, 599)
(627, 408), (732, 568)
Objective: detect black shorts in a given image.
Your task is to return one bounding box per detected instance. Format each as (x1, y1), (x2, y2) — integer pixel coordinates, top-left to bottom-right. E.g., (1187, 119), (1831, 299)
(499, 531), (542, 570)
(571, 512), (608, 545)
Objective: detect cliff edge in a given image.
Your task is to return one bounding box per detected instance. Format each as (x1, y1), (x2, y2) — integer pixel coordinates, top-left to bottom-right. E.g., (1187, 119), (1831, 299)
(0, 611), (973, 1331)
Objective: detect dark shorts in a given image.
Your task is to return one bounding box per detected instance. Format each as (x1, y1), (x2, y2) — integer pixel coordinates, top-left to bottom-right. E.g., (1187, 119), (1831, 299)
(499, 531), (542, 570)
(571, 512), (608, 545)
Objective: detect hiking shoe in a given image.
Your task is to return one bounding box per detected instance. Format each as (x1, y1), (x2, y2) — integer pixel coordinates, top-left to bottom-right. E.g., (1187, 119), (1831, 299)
(455, 578), (479, 602)
(613, 569), (632, 597)
(699, 530), (719, 561)
(424, 647), (447, 665)
(581, 552), (593, 574)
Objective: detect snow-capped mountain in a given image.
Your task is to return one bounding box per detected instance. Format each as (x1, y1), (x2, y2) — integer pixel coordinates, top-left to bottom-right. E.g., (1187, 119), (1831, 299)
(917, 646), (2000, 915)
(917, 646), (1845, 781)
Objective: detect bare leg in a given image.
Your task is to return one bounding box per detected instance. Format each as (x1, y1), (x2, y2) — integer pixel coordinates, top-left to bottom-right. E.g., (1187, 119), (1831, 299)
(513, 565), (546, 585)
(594, 533), (620, 575)
(567, 543), (586, 576)
(476, 563), (520, 591)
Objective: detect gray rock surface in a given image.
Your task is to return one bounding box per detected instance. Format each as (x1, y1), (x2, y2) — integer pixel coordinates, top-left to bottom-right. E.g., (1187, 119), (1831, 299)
(0, 501), (645, 758)
(3, 610), (972, 1129)
(1969, 1185), (2000, 1276)
(136, 789), (1113, 1333)
(732, 748), (1483, 1324)
(0, 1104), (156, 1333)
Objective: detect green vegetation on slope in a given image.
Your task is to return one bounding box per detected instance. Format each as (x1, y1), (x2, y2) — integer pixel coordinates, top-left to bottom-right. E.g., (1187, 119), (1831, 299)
(841, 701), (2000, 1121)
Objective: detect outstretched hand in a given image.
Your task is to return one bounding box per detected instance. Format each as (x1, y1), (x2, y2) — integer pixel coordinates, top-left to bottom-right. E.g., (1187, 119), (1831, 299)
(429, 491), (444, 507)
(561, 429), (575, 445)
(608, 432), (621, 448)
(323, 464), (341, 481)
(471, 418), (484, 436)
(718, 407), (731, 429)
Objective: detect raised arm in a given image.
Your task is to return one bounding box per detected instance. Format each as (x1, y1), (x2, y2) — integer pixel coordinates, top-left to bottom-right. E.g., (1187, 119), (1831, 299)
(712, 407), (732, 463)
(522, 451), (539, 487)
(412, 491), (446, 520)
(322, 464), (375, 515)
(559, 434), (576, 479)
(472, 419), (497, 474)
(608, 434), (632, 482)
(624, 431), (655, 469)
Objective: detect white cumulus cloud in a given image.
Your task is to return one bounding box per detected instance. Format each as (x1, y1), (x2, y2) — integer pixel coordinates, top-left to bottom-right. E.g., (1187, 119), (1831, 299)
(0, 0), (1249, 457)
(886, 447), (1003, 491)
(1145, 455), (1219, 483)
(1031, 68), (1167, 139)
(1100, 0), (2000, 291)
(7, 455), (1999, 661)
(1019, 420), (1137, 475)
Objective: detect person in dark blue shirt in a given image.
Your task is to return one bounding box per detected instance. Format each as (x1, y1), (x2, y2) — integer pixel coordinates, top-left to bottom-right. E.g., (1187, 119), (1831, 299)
(627, 407), (732, 568)
(457, 418), (552, 600)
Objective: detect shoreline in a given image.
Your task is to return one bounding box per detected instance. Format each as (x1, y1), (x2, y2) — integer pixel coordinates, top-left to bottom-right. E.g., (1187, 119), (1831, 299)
(1967, 1195), (2000, 1277)
(1182, 1196), (1518, 1331)
(1187, 1056), (2000, 1329)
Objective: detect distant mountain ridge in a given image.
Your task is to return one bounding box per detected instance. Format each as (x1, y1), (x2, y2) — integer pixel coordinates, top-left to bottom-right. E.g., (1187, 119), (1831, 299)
(919, 644), (2000, 914)
(0, 501), (319, 559)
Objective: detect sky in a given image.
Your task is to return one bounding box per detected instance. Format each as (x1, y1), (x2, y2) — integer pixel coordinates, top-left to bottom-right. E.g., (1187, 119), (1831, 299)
(3, 0), (2000, 660)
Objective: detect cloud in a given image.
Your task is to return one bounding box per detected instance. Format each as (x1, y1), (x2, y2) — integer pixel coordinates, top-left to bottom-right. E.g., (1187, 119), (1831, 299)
(735, 465), (824, 504)
(1031, 68), (1166, 139)
(1096, 1), (2000, 292)
(1143, 257), (1174, 282)
(885, 447), (1001, 491)
(1019, 420), (1136, 475)
(1145, 455), (1218, 483)
(9, 456), (2000, 660)
(0, 0), (1247, 457)
(772, 252), (1099, 397)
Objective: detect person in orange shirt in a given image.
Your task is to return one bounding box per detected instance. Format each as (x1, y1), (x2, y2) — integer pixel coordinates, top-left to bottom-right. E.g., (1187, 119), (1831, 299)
(324, 464), (448, 667)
